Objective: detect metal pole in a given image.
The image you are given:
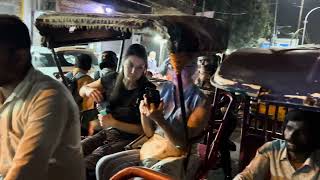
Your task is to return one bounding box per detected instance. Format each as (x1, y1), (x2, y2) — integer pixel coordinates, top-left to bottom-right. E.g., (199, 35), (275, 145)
(176, 73), (188, 147)
(117, 37), (126, 72)
(301, 7), (320, 45)
(301, 21), (307, 45)
(51, 48), (68, 86)
(297, 0), (305, 31)
(202, 0), (206, 15)
(272, 0), (278, 46)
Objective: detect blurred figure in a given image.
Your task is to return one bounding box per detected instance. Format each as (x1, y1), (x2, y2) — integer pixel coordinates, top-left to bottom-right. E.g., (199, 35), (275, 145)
(66, 54), (94, 112)
(155, 58), (171, 80)
(65, 54), (95, 136)
(147, 51), (158, 74)
(94, 51), (118, 80)
(235, 110), (320, 180)
(0, 15), (84, 180)
(195, 55), (219, 91)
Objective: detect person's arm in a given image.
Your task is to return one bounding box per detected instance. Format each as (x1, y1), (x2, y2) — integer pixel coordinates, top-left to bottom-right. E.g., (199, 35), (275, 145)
(79, 78), (104, 102)
(139, 97), (156, 138)
(140, 116), (155, 138)
(78, 76), (95, 110)
(234, 143), (271, 180)
(5, 88), (74, 180)
(155, 105), (207, 150)
(143, 90), (208, 150)
(98, 114), (143, 135)
(154, 115), (187, 149)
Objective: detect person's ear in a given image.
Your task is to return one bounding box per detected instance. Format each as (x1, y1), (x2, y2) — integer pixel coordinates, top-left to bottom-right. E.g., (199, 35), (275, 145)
(13, 49), (31, 67)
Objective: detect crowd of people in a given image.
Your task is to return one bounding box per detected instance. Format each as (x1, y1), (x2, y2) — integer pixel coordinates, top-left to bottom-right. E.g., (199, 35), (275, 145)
(1, 15), (320, 180)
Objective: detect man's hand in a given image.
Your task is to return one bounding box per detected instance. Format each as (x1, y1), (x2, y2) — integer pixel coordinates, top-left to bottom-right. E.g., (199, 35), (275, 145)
(98, 114), (116, 128)
(139, 95), (165, 123)
(84, 86), (104, 102)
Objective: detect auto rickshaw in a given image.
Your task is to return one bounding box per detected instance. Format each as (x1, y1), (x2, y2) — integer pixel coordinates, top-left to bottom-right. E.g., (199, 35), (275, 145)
(211, 47), (320, 172)
(35, 12), (233, 179)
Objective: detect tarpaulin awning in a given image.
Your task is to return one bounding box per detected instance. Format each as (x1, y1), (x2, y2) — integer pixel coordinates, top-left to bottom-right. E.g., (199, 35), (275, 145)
(35, 12), (229, 53)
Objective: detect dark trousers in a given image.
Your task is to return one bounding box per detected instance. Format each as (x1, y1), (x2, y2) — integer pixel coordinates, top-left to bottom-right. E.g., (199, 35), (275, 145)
(81, 128), (133, 170)
(96, 149), (141, 180)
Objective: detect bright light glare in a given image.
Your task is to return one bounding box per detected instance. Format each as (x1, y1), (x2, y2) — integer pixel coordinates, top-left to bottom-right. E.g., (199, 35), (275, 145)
(105, 7), (113, 14)
(154, 35), (163, 42)
(95, 6), (105, 14)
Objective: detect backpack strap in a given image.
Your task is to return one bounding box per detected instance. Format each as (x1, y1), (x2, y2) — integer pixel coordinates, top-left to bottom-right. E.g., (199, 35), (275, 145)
(73, 71), (90, 81)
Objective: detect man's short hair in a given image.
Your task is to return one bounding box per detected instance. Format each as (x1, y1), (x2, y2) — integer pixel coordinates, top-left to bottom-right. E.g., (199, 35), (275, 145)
(75, 54), (92, 71)
(100, 51), (118, 70)
(285, 109), (320, 142)
(0, 15), (31, 49)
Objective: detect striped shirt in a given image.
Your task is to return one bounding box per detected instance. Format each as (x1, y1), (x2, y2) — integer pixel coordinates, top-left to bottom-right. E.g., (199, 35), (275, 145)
(234, 139), (320, 180)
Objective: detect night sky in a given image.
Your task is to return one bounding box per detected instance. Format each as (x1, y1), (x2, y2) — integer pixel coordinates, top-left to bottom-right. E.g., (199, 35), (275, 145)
(277, 0), (320, 44)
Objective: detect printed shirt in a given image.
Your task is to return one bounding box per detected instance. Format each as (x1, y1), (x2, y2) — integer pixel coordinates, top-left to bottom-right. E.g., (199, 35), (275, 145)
(0, 68), (85, 180)
(234, 139), (320, 180)
(139, 82), (208, 180)
(154, 82), (207, 139)
(72, 68), (94, 111)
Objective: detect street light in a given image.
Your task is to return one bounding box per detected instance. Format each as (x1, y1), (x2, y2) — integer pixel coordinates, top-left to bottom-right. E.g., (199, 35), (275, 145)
(301, 7), (320, 45)
(103, 5), (114, 14)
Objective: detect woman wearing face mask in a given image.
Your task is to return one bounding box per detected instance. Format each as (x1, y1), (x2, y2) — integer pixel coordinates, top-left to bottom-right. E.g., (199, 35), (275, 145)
(79, 44), (156, 178)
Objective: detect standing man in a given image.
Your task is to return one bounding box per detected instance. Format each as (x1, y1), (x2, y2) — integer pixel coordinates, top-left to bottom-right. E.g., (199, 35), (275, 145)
(0, 15), (85, 180)
(147, 51), (158, 74)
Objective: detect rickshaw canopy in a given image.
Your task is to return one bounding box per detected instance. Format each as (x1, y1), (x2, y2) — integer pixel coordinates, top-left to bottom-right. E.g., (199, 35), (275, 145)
(212, 48), (320, 108)
(35, 13), (229, 53)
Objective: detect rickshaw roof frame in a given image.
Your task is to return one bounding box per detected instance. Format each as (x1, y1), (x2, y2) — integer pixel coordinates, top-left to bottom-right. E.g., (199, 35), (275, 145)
(212, 47), (320, 109)
(35, 12), (229, 54)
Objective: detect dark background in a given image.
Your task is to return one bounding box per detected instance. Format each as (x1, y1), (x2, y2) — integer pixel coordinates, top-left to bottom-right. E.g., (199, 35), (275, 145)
(277, 0), (320, 44)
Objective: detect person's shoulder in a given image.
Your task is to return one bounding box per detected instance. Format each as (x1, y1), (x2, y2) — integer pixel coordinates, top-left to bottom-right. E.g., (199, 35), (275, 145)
(258, 139), (285, 154)
(65, 71), (73, 79)
(101, 71), (117, 81)
(78, 73), (93, 82)
(100, 71), (118, 86)
(32, 70), (75, 100)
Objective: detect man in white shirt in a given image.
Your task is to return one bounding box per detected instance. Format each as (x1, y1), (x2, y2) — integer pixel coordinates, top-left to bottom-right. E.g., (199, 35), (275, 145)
(0, 15), (85, 180)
